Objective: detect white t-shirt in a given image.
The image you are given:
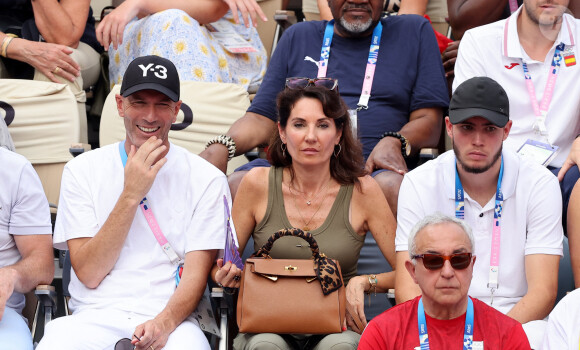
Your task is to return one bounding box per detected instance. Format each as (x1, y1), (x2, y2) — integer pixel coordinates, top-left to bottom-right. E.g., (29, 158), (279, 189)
(54, 142), (229, 317)
(395, 150), (563, 314)
(0, 148), (52, 312)
(454, 9), (580, 168)
(542, 288), (580, 349)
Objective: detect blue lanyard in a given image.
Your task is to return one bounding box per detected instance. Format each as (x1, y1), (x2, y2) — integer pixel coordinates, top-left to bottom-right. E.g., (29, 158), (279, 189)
(418, 297), (474, 350)
(318, 20), (383, 110)
(454, 157), (504, 219)
(455, 157), (504, 298)
(318, 20), (335, 77)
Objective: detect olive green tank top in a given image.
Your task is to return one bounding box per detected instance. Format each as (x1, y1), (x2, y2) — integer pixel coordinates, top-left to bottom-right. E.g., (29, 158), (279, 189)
(252, 167), (365, 284)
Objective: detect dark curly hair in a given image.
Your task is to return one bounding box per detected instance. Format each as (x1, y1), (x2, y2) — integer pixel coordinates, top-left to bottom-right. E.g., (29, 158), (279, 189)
(268, 86), (365, 186)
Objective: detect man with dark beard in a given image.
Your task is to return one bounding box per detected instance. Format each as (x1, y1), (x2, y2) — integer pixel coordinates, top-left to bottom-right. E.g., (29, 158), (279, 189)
(394, 77), (563, 349)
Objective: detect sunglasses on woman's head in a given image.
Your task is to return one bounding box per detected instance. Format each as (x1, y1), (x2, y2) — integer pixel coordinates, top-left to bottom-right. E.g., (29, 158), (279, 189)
(412, 253), (473, 270)
(285, 77), (339, 91)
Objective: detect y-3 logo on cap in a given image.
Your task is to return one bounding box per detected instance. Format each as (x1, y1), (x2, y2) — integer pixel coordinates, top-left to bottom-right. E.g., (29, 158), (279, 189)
(138, 64), (168, 79)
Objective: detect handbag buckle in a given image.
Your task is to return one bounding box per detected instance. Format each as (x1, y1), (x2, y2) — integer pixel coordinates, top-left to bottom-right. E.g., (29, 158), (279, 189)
(285, 265), (298, 271)
(258, 273), (278, 282)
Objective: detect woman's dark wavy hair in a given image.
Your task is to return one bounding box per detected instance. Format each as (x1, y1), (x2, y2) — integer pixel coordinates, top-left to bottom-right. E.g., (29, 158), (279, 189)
(268, 86), (365, 186)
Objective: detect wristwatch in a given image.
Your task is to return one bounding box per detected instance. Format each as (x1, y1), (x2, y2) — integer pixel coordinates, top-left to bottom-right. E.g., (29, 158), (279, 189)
(205, 135), (236, 161)
(381, 131), (411, 158)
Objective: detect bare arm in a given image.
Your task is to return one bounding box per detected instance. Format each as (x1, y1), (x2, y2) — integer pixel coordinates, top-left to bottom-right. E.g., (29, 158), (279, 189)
(1, 32), (80, 83)
(402, 107), (443, 153)
(97, 0), (227, 49)
(200, 112), (276, 173)
(0, 234), (54, 320)
(447, 0), (508, 40)
(31, 0), (91, 47)
(506, 254), (559, 324)
(67, 138), (168, 289)
(365, 107), (443, 174)
(97, 0), (266, 49)
(132, 249), (217, 350)
(568, 182), (580, 288)
(557, 138), (580, 181)
(398, 0), (429, 15)
(345, 176), (397, 332)
(394, 251), (421, 304)
(358, 176), (397, 268)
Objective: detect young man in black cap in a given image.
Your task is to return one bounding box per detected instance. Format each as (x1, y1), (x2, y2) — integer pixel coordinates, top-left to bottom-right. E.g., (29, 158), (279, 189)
(37, 56), (230, 350)
(393, 76), (563, 348)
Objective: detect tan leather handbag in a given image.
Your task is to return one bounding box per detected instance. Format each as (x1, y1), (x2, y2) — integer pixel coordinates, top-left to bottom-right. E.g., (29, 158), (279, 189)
(237, 228), (346, 334)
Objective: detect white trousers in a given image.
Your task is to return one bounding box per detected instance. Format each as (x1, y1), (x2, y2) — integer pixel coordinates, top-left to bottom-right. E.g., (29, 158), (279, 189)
(523, 319), (548, 350)
(36, 308), (210, 350)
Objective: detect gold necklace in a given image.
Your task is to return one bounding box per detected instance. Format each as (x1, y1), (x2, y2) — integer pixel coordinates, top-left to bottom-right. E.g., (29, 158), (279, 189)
(290, 178), (332, 205)
(288, 181), (332, 231)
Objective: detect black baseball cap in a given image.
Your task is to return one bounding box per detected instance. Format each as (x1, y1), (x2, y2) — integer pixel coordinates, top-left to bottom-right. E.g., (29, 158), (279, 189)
(120, 55), (180, 101)
(449, 77), (509, 127)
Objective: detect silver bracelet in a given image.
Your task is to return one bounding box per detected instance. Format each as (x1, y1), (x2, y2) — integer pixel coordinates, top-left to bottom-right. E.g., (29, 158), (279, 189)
(205, 135), (236, 161)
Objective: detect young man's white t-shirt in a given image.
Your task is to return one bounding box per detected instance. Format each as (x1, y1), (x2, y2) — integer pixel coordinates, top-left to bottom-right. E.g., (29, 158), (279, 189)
(396, 150), (563, 313)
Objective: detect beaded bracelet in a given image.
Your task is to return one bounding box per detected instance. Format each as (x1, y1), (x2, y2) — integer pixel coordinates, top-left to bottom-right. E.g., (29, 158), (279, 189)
(205, 135), (236, 161)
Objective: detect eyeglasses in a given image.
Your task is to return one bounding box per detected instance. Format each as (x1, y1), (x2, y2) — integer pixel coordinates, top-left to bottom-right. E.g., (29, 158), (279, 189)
(285, 77), (339, 91)
(412, 253), (473, 270)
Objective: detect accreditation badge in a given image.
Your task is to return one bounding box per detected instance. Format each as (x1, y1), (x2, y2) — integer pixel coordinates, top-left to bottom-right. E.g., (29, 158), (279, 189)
(205, 22), (258, 53)
(472, 341), (484, 350)
(348, 109), (358, 139)
(563, 45), (576, 67)
(517, 139), (559, 166)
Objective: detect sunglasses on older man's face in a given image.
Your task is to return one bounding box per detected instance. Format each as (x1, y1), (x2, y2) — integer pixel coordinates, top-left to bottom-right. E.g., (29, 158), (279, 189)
(412, 253), (473, 270)
(285, 77), (339, 91)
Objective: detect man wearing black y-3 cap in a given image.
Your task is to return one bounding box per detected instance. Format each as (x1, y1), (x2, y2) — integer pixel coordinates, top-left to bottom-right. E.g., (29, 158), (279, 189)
(38, 56), (231, 350)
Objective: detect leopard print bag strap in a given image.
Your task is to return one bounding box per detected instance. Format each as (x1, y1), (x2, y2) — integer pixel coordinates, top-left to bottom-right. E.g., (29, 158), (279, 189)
(253, 228), (343, 296)
(253, 228), (321, 258)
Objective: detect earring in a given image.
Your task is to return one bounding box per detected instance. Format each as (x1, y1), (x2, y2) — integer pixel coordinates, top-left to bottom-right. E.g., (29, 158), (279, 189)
(333, 144), (341, 157)
(281, 143), (287, 157)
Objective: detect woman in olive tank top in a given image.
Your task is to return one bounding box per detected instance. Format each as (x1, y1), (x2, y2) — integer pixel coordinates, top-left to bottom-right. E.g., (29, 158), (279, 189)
(213, 83), (397, 349)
